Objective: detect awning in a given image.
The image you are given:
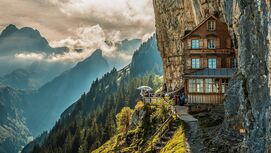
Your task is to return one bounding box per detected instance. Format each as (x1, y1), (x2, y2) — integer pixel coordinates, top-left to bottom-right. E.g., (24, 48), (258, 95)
(184, 68), (236, 78)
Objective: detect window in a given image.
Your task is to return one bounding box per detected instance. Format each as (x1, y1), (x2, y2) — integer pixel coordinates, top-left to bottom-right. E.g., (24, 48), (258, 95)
(208, 59), (217, 69)
(222, 79), (229, 93)
(213, 79), (219, 93)
(208, 20), (216, 31)
(189, 79), (196, 93)
(205, 79), (213, 93)
(205, 79), (219, 93)
(232, 58), (238, 68)
(191, 40), (200, 49)
(192, 59), (200, 69)
(189, 79), (203, 93)
(196, 79), (204, 92)
(207, 39), (216, 49)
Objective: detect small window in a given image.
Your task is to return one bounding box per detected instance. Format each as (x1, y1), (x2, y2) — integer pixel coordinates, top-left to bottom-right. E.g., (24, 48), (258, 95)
(191, 59), (200, 69)
(191, 40), (200, 49)
(207, 39), (216, 49)
(208, 20), (216, 31)
(196, 79), (204, 92)
(208, 59), (217, 69)
(189, 79), (196, 93)
(232, 58), (238, 68)
(205, 79), (213, 93)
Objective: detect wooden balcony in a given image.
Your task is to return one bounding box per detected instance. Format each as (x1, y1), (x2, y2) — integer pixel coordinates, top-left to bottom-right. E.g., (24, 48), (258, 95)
(187, 93), (224, 105)
(188, 48), (235, 55)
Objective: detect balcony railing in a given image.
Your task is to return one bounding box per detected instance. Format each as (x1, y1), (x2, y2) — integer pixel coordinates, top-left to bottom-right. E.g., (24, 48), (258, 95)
(187, 48), (235, 54)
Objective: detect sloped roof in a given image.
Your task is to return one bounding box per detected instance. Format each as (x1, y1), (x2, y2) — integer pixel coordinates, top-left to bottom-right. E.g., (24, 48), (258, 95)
(181, 15), (218, 40)
(184, 68), (236, 78)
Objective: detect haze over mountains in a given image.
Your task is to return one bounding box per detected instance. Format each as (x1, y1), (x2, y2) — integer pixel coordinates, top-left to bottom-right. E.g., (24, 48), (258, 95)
(0, 25), (142, 90)
(0, 48), (111, 153)
(26, 49), (110, 135)
(0, 24), (161, 153)
(22, 35), (163, 153)
(0, 24), (68, 56)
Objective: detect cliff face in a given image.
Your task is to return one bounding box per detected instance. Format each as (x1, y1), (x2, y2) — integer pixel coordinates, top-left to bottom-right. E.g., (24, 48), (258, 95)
(153, 0), (271, 152)
(153, 0), (224, 91)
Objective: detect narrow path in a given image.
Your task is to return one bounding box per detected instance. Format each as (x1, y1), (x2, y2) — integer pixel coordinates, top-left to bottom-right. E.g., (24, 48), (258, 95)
(174, 106), (205, 153)
(153, 118), (181, 152)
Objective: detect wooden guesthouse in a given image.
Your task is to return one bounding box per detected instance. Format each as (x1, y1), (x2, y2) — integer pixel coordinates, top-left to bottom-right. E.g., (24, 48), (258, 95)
(181, 15), (237, 105)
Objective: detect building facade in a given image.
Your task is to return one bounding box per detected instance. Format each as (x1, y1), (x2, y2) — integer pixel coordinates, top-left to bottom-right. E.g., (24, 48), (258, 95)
(181, 15), (236, 104)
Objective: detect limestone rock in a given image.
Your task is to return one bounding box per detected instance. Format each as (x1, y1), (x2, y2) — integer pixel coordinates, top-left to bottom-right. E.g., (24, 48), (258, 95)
(130, 108), (146, 130)
(153, 0), (271, 152)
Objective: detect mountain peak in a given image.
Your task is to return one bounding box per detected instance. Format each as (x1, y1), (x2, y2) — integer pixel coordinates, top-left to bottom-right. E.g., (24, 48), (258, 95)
(92, 49), (103, 57)
(6, 24), (17, 30)
(0, 24), (68, 55)
(1, 24), (18, 37)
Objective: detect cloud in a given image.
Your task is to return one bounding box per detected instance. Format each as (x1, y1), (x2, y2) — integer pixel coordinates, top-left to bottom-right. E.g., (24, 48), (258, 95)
(0, 0), (155, 42)
(15, 52), (46, 61)
(14, 25), (141, 67)
(49, 25), (119, 62)
(0, 0), (154, 68)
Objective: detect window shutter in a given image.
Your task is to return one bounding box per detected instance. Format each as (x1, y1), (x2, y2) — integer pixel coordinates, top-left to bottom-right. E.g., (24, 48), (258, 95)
(226, 38), (231, 48)
(226, 58), (231, 68)
(217, 57), (222, 68)
(187, 39), (191, 49)
(200, 39), (204, 48)
(203, 58), (207, 68)
(216, 38), (220, 48)
(187, 58), (191, 69)
(204, 39), (207, 49)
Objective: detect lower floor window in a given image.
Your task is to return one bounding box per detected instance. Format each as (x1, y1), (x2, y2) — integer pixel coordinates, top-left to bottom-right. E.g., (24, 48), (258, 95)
(189, 78), (221, 93)
(189, 79), (203, 93)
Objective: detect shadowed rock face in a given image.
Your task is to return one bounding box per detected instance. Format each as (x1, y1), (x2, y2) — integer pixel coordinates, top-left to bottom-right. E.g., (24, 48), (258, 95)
(153, 0), (271, 152)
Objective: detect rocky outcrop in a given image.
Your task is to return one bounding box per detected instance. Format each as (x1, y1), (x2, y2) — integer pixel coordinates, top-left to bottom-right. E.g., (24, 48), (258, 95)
(153, 0), (195, 91)
(223, 1), (271, 152)
(153, 0), (271, 152)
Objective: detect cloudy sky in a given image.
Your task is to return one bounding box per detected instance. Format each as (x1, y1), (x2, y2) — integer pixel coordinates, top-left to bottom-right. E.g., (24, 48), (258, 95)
(0, 0), (155, 66)
(0, 0), (155, 42)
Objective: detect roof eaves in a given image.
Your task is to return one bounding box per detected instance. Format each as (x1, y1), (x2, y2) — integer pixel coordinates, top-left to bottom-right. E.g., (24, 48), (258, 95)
(181, 15), (218, 40)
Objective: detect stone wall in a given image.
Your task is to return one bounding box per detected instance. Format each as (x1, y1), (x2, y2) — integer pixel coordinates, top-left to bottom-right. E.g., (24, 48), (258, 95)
(153, 0), (271, 152)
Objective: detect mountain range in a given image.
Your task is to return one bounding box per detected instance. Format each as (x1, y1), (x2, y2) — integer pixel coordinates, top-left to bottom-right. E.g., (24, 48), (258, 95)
(0, 24), (68, 56)
(0, 25), (142, 90)
(25, 49), (110, 135)
(22, 35), (163, 153)
(0, 87), (32, 153)
(0, 49), (110, 153)
(0, 24), (162, 153)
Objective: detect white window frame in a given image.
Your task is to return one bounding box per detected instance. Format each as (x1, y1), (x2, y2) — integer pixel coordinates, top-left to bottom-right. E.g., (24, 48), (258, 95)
(205, 79), (213, 93)
(205, 79), (219, 93)
(208, 20), (216, 31)
(191, 39), (200, 49)
(232, 58), (238, 68)
(208, 58), (217, 69)
(191, 59), (200, 69)
(189, 79), (203, 93)
(207, 39), (216, 49)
